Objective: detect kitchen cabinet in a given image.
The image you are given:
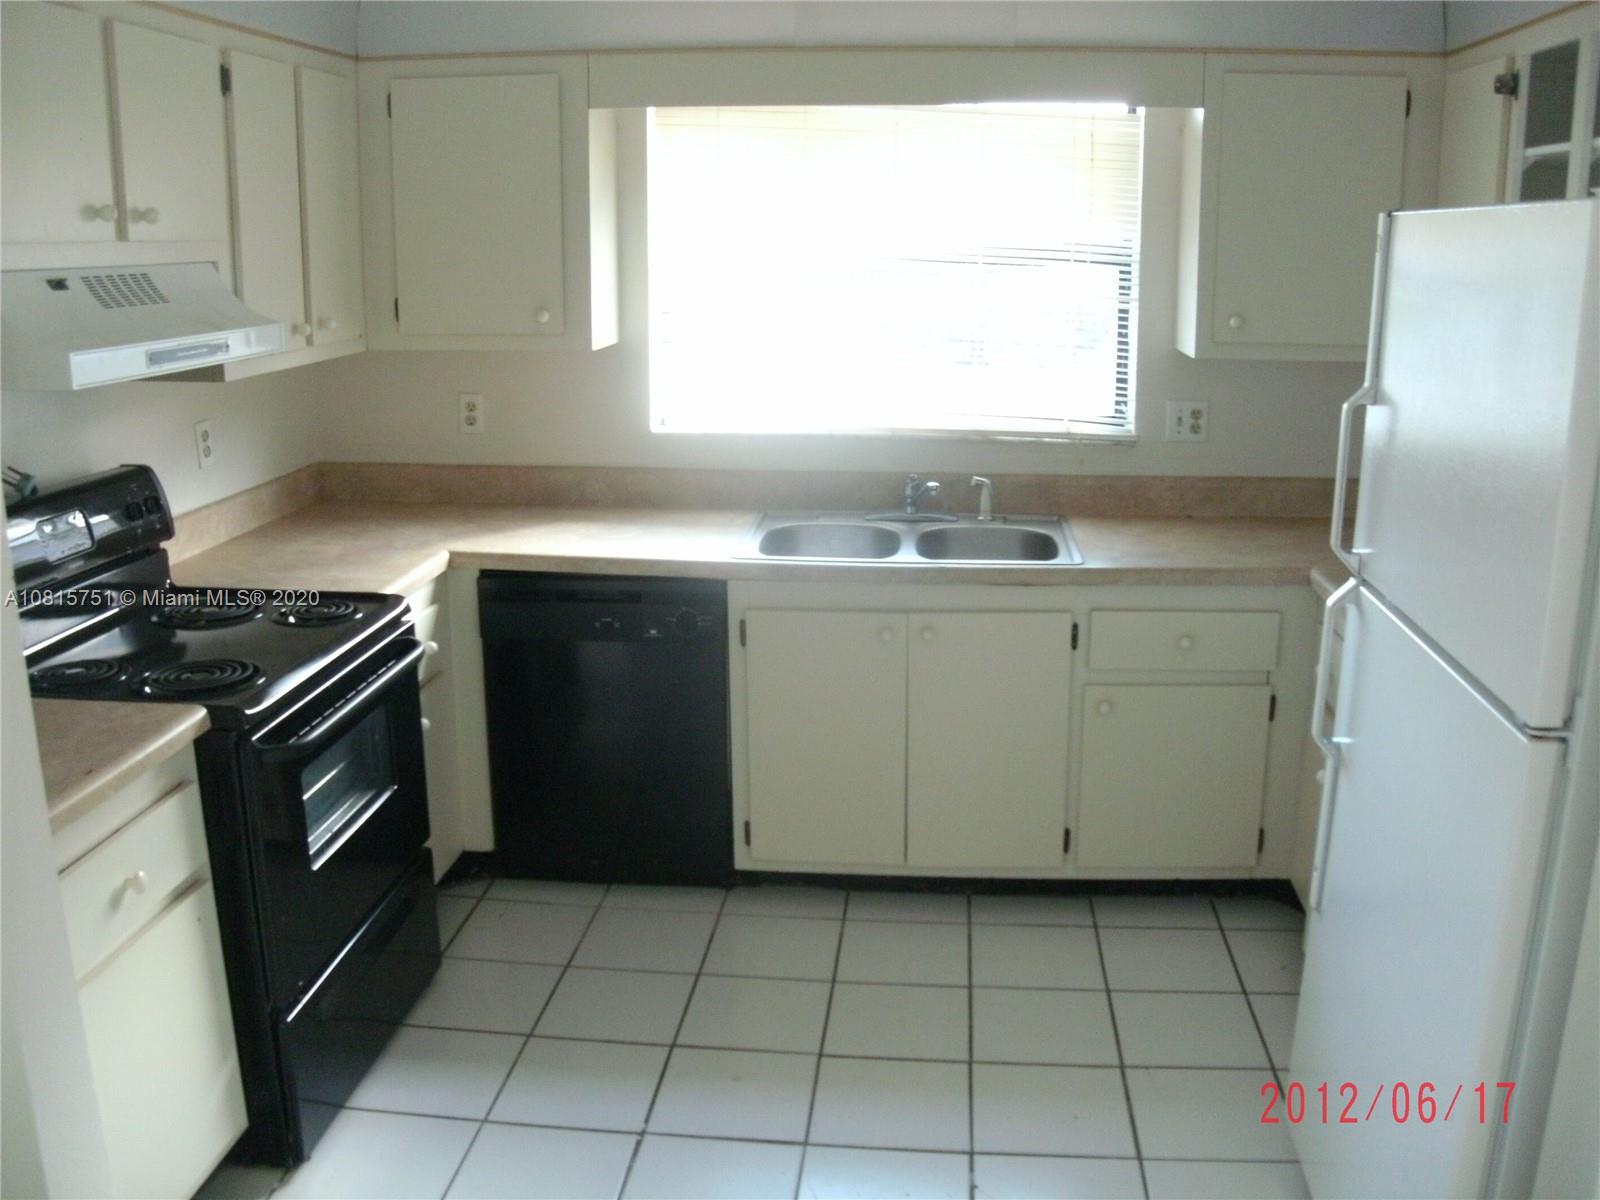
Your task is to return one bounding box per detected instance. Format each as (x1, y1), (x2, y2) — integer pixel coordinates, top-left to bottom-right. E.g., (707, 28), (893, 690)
(1, 9), (229, 249)
(52, 745), (246, 1200)
(1510, 32), (1599, 201)
(1176, 60), (1412, 361)
(1077, 684), (1272, 869)
(1439, 56), (1514, 207)
(411, 576), (465, 881)
(359, 55), (618, 351)
(742, 607), (1071, 869)
(298, 66), (366, 346)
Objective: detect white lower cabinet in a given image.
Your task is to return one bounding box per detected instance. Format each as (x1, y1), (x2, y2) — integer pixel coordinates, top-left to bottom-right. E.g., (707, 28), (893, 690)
(52, 745), (246, 1200)
(742, 607), (1072, 869)
(1077, 684), (1272, 870)
(420, 676), (465, 881)
(79, 880), (245, 1200)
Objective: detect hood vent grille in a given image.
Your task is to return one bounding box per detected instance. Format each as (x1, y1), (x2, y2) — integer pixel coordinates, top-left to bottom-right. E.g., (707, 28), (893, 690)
(80, 272), (169, 309)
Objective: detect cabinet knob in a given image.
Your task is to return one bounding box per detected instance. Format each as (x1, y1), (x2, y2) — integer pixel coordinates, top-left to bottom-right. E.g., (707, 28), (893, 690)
(123, 869), (148, 894)
(1096, 699), (1114, 716)
(130, 206), (159, 225)
(91, 203), (118, 222)
(877, 626), (894, 643)
(1227, 313), (1245, 330)
(919, 627), (935, 642)
(419, 717), (431, 732)
(425, 640), (440, 655)
(290, 322), (311, 337)
(317, 316), (337, 331)
(535, 308), (551, 325)
(1177, 634), (1195, 650)
(1315, 769), (1326, 785)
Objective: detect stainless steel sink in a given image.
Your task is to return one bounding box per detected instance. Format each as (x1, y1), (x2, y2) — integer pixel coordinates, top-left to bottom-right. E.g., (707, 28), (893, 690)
(757, 521), (902, 560)
(914, 524), (1062, 562)
(741, 513), (1083, 566)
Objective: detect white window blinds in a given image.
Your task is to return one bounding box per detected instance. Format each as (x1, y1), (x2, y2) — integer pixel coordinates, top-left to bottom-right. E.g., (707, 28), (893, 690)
(648, 103), (1144, 439)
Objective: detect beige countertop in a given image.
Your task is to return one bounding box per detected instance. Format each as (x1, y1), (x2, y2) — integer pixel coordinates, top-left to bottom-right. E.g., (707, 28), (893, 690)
(33, 699), (208, 833)
(173, 502), (1346, 593)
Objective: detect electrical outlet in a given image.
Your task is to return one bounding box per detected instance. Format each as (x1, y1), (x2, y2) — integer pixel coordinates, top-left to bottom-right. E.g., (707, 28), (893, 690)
(1165, 400), (1209, 442)
(193, 419), (216, 469)
(458, 392), (484, 435)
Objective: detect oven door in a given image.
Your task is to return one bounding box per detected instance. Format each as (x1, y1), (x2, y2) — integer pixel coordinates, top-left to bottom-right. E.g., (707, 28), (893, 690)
(248, 630), (432, 1008)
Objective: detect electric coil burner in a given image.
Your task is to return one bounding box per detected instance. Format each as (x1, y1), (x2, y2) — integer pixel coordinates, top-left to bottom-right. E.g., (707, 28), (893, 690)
(274, 598), (360, 627)
(140, 658), (263, 697)
(9, 465), (440, 1169)
(30, 659), (125, 690)
(151, 602), (263, 629)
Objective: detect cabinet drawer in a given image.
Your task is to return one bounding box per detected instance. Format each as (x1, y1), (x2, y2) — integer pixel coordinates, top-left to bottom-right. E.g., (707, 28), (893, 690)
(60, 781), (209, 978)
(1089, 610), (1280, 673)
(414, 601), (446, 684)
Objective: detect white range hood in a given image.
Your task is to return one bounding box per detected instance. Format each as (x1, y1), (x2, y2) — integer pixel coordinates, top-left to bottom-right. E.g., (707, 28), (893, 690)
(1, 262), (284, 390)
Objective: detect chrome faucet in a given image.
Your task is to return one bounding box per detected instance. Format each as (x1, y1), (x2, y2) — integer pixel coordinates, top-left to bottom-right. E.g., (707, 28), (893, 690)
(971, 476), (994, 522)
(902, 473), (941, 515)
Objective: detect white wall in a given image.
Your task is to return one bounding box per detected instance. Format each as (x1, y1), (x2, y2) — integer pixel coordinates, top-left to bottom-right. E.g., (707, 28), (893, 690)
(1443, 0), (1575, 50)
(316, 106), (1365, 478)
(0, 368), (320, 515)
(167, 0), (358, 55)
(356, 1), (1447, 57)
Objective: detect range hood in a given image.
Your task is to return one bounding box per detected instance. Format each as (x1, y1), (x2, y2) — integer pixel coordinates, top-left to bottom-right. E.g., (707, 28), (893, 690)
(1, 262), (284, 390)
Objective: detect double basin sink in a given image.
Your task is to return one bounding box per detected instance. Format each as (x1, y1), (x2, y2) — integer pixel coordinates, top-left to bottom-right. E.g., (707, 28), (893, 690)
(745, 512), (1083, 566)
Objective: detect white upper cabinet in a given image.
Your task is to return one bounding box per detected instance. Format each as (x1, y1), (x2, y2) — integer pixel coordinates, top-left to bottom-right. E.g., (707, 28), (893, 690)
(110, 21), (230, 244)
(1439, 57), (1513, 207)
(1176, 57), (1428, 361)
(225, 51), (309, 347)
(1, 3), (118, 244)
(390, 74), (564, 338)
(298, 67), (365, 346)
(360, 55), (618, 351)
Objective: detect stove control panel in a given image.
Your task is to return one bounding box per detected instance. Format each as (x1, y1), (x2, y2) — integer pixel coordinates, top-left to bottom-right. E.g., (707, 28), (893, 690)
(6, 464), (173, 587)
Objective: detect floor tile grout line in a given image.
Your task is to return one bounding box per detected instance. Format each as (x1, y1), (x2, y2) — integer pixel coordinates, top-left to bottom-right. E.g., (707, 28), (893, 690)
(1092, 896), (1151, 1200)
(437, 881), (615, 1200)
(1213, 901), (1288, 1093)
(619, 887), (731, 1200)
(794, 888), (851, 1199)
(966, 893), (977, 1200)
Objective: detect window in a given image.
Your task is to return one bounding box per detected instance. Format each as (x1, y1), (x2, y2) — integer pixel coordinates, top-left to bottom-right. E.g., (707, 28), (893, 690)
(648, 103), (1144, 439)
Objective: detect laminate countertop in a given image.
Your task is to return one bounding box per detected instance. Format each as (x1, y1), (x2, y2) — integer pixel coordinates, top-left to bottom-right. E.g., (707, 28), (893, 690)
(171, 502), (1346, 594)
(33, 699), (208, 834)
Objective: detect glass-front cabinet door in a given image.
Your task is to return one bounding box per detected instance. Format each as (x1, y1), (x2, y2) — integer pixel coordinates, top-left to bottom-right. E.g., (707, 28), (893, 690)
(1510, 33), (1599, 201)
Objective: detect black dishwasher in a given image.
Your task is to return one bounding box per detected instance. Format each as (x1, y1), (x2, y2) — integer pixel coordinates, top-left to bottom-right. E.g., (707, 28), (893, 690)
(479, 572), (734, 884)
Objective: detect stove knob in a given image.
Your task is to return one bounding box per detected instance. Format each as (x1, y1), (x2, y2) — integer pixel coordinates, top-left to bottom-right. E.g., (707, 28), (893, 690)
(674, 608), (701, 637)
(123, 501), (144, 522)
(142, 495), (162, 516)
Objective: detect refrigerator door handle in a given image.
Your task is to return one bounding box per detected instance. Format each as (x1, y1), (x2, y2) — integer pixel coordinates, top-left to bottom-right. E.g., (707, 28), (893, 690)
(1309, 577), (1360, 910)
(1330, 213), (1394, 575)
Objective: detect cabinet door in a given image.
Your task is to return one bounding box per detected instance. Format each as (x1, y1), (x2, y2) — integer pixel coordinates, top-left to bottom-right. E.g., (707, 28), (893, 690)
(744, 610), (906, 865)
(1211, 72), (1406, 349)
(1, 2), (118, 244)
(226, 52), (308, 347)
(298, 67), (365, 345)
(390, 74), (565, 336)
(420, 679), (464, 882)
(109, 21), (229, 243)
(79, 882), (247, 1199)
(1077, 684), (1271, 870)
(906, 612), (1072, 869)
(1439, 57), (1512, 208)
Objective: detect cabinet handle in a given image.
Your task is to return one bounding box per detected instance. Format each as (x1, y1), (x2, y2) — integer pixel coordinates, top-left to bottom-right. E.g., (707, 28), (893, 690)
(1227, 313), (1244, 330)
(123, 869), (149, 894)
(317, 316), (337, 331)
(877, 626), (894, 643)
(129, 206), (159, 224)
(419, 717), (431, 732)
(1096, 699), (1114, 716)
(919, 626), (935, 642)
(91, 203), (118, 222)
(1176, 634), (1195, 651)
(424, 640), (440, 655)
(535, 308), (551, 325)
(290, 322), (311, 337)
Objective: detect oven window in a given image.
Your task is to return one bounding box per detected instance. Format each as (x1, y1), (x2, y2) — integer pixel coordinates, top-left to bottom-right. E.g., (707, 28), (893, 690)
(302, 707), (395, 855)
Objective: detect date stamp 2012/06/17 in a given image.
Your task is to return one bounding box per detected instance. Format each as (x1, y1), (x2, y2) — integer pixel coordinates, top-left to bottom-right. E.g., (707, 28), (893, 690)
(1261, 1081), (1516, 1126)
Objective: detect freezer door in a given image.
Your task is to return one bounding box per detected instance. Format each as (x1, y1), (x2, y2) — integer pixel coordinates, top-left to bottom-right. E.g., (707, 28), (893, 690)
(1291, 586), (1565, 1198)
(1352, 199), (1598, 728)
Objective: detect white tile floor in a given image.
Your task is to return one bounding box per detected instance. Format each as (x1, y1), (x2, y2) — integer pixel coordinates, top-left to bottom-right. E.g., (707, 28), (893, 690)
(201, 883), (1310, 1200)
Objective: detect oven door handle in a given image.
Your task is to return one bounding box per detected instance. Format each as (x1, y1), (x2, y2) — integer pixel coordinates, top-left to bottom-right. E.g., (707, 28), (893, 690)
(256, 639), (425, 763)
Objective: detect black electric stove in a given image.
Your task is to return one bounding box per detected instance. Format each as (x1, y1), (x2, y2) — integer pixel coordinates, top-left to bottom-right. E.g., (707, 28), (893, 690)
(9, 466), (440, 1167)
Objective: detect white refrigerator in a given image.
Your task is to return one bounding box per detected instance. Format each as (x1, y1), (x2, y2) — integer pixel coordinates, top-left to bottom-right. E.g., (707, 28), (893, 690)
(1292, 197), (1600, 1198)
